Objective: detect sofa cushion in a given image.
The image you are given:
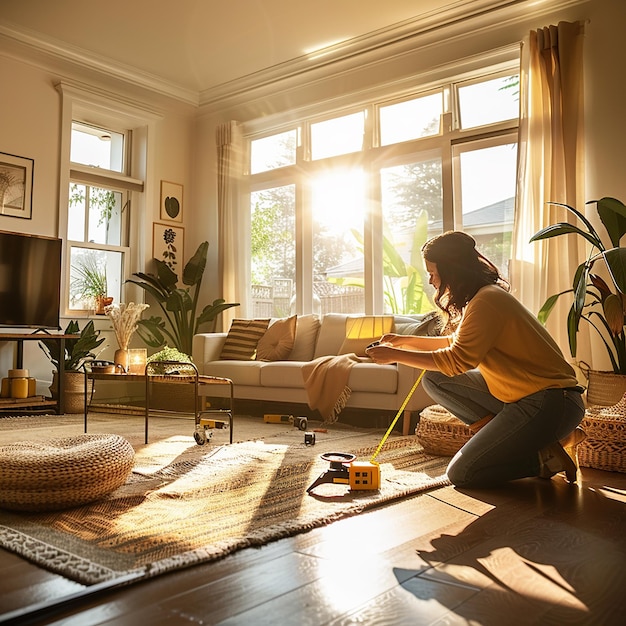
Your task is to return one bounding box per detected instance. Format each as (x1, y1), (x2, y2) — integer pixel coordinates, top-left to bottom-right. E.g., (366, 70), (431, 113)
(347, 362), (398, 393)
(394, 311), (441, 336)
(256, 315), (297, 361)
(219, 318), (270, 360)
(288, 315), (321, 361)
(259, 361), (398, 393)
(313, 314), (348, 358)
(338, 315), (394, 356)
(202, 360), (263, 386)
(260, 361), (309, 388)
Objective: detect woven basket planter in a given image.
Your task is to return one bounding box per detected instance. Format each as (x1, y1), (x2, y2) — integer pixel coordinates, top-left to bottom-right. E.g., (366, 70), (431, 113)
(416, 404), (473, 456)
(583, 368), (626, 407)
(50, 371), (94, 414)
(578, 394), (626, 473)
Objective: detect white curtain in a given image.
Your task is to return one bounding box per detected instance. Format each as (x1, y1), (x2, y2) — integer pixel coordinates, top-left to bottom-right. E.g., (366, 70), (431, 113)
(511, 21), (588, 363)
(216, 121), (247, 330)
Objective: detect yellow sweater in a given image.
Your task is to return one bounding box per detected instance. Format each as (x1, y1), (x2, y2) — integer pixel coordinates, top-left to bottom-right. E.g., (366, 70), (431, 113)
(431, 285), (579, 403)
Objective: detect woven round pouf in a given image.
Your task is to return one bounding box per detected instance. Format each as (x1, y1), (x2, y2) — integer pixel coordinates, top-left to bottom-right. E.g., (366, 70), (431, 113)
(416, 404), (473, 456)
(0, 434), (135, 512)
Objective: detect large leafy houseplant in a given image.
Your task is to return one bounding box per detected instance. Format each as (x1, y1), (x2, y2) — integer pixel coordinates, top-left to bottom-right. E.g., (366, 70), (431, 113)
(332, 212), (433, 315)
(530, 197), (626, 374)
(127, 241), (239, 356)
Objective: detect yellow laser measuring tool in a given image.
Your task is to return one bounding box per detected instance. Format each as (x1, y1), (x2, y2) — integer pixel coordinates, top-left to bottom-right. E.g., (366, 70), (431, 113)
(306, 370), (425, 495)
(263, 414), (308, 431)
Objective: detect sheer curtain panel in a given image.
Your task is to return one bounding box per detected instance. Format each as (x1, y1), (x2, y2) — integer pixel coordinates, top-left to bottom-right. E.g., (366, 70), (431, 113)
(216, 121), (246, 329)
(511, 21), (587, 363)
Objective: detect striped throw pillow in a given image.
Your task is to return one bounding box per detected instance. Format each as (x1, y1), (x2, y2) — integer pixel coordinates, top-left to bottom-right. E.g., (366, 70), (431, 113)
(219, 319), (270, 360)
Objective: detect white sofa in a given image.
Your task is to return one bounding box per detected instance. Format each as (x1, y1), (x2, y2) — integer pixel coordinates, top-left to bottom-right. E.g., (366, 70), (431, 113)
(192, 313), (438, 434)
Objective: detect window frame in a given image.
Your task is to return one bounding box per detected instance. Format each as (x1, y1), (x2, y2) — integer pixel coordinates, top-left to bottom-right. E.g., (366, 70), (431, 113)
(245, 63), (520, 317)
(56, 82), (155, 319)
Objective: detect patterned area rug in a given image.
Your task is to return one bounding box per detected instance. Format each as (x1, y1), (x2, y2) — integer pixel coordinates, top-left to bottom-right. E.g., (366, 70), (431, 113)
(0, 414), (450, 585)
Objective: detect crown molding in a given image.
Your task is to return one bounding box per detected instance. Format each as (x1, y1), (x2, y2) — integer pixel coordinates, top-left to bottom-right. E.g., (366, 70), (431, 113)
(0, 22), (199, 106)
(200, 0), (588, 114)
(199, 0), (524, 107)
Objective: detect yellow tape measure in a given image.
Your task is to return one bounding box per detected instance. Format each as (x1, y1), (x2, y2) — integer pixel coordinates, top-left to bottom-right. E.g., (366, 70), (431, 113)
(369, 369), (426, 464)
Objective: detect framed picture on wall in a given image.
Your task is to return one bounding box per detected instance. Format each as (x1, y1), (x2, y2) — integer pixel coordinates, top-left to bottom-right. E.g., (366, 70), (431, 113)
(153, 223), (184, 273)
(160, 180), (183, 222)
(0, 152), (34, 220)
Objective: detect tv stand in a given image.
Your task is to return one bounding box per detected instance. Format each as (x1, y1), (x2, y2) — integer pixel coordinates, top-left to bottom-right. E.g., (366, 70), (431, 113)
(0, 332), (79, 414)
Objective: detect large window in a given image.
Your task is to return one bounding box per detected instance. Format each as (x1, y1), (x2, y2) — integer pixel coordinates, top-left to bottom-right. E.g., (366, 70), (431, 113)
(248, 69), (519, 316)
(67, 122), (130, 313)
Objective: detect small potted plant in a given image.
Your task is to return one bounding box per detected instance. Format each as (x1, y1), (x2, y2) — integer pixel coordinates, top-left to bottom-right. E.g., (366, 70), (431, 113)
(71, 255), (112, 314)
(40, 320), (106, 413)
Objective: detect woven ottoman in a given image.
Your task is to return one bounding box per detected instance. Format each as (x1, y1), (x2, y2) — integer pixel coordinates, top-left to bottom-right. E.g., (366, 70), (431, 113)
(0, 434), (135, 512)
(416, 404), (473, 456)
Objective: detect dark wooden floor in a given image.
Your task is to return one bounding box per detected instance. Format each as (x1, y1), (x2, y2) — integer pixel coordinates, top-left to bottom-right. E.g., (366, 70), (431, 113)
(1, 461), (625, 625)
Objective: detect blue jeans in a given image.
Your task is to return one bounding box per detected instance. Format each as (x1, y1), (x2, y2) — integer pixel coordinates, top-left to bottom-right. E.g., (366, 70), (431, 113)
(421, 370), (585, 488)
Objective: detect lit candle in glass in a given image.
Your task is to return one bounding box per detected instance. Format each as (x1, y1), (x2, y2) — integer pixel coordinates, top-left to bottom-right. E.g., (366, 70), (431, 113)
(127, 348), (147, 375)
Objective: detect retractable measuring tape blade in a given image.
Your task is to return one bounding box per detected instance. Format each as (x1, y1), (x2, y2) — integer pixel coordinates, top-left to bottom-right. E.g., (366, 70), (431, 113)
(369, 368), (426, 464)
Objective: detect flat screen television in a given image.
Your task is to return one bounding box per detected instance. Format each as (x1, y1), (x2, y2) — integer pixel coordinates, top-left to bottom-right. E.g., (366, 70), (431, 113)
(0, 230), (62, 329)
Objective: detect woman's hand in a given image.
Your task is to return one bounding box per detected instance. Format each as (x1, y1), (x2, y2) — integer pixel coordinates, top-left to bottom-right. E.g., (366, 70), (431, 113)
(379, 333), (401, 346)
(365, 344), (399, 364)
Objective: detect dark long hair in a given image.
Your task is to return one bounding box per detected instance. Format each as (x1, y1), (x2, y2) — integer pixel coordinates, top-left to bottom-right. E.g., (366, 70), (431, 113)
(422, 231), (509, 323)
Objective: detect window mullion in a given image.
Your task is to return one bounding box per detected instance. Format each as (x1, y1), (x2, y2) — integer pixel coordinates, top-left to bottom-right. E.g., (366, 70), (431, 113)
(440, 112), (455, 231)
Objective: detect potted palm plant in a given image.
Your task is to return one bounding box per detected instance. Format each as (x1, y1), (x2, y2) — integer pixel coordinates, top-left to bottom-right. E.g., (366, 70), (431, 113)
(40, 320), (106, 413)
(530, 196), (626, 404)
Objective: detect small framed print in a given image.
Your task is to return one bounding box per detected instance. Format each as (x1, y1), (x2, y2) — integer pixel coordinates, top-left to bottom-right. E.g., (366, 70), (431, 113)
(0, 152), (34, 220)
(160, 180), (183, 222)
(153, 222), (184, 273)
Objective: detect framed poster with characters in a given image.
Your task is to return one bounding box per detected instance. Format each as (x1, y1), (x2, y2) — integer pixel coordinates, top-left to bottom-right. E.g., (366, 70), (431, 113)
(153, 223), (184, 273)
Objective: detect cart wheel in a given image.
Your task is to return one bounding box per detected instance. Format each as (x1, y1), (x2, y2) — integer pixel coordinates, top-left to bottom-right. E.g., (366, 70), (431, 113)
(194, 430), (206, 445)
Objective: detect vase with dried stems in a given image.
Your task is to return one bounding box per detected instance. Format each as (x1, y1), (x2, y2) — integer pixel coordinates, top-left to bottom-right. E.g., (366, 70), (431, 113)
(104, 302), (150, 372)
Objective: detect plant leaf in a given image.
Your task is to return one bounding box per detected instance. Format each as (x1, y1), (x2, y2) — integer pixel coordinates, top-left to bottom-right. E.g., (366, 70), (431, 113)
(596, 197), (626, 248)
(536, 291), (569, 325)
(603, 247), (626, 294)
(182, 242), (208, 286)
(567, 303), (580, 357)
(196, 299), (240, 327)
(529, 222), (603, 250)
(126, 276), (169, 303)
(154, 260), (178, 290)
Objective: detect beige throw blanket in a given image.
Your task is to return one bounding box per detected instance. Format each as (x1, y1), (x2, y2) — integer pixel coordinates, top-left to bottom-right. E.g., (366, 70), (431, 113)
(302, 353), (362, 423)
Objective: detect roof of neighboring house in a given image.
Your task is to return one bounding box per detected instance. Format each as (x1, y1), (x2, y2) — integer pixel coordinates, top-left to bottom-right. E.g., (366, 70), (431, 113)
(324, 196), (515, 277)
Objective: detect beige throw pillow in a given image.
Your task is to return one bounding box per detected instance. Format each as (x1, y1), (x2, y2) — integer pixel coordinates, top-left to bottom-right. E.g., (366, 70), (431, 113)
(256, 315), (297, 361)
(338, 315), (394, 357)
(219, 318), (270, 360)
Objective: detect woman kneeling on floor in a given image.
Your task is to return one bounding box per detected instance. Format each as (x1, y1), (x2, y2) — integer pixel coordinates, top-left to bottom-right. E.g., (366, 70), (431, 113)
(366, 230), (586, 488)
